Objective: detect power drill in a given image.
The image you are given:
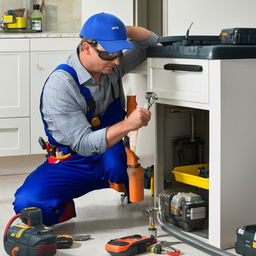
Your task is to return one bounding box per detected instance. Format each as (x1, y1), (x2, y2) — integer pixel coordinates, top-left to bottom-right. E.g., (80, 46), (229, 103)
(3, 207), (57, 256)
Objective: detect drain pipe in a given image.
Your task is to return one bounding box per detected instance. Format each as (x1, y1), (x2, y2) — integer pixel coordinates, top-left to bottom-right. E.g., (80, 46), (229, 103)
(157, 211), (236, 256)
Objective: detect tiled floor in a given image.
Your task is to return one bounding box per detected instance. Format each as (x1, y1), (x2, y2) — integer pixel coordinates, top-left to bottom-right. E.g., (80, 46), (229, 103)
(0, 174), (238, 256)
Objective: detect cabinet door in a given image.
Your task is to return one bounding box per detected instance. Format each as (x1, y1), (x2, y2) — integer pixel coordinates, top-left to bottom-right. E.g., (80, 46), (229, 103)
(0, 118), (30, 156)
(81, 0), (134, 25)
(0, 51), (29, 118)
(30, 51), (72, 154)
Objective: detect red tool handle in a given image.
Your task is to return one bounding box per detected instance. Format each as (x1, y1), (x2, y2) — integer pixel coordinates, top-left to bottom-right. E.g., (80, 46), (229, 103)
(166, 248), (181, 256)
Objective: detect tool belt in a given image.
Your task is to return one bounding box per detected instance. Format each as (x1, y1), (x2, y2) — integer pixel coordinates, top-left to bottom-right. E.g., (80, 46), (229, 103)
(38, 137), (72, 164)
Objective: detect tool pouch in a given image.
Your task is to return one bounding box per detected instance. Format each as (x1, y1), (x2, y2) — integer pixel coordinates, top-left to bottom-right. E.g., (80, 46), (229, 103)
(48, 153), (72, 164)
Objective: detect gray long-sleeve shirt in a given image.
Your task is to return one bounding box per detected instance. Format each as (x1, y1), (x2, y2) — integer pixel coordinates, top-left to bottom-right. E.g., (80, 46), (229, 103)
(41, 33), (158, 156)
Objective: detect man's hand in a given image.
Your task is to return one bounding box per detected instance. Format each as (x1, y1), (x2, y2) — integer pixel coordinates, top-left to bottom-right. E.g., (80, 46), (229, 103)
(106, 107), (151, 148)
(125, 107), (151, 131)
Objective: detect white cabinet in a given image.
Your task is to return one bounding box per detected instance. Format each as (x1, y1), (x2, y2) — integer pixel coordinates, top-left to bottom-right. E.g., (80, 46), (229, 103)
(148, 57), (256, 249)
(0, 37), (79, 157)
(0, 118), (30, 156)
(0, 39), (29, 118)
(81, 0), (134, 25)
(30, 38), (80, 154)
(0, 39), (30, 156)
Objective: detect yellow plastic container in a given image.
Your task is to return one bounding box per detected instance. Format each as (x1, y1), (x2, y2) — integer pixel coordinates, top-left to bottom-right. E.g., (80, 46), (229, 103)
(172, 163), (209, 190)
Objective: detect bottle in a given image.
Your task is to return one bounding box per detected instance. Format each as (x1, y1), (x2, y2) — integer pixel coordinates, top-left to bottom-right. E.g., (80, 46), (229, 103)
(31, 4), (43, 32)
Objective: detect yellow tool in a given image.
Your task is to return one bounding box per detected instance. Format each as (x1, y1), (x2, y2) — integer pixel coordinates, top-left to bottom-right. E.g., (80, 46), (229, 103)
(5, 16), (26, 29)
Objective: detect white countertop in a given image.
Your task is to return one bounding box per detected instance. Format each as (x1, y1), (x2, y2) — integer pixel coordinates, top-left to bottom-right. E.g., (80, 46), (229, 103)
(0, 32), (79, 38)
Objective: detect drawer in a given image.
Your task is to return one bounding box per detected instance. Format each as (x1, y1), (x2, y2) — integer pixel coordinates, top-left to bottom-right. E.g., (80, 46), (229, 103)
(148, 58), (209, 103)
(0, 118), (30, 156)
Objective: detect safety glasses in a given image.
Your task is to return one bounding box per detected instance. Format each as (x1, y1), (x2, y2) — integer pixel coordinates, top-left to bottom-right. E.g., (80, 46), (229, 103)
(95, 48), (123, 61)
(82, 38), (123, 61)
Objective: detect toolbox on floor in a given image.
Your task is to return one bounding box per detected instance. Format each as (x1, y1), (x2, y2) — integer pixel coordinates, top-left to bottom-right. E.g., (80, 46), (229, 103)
(172, 163), (209, 190)
(235, 225), (256, 256)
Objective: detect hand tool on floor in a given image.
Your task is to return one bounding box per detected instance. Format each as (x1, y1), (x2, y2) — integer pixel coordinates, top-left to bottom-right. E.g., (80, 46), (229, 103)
(105, 234), (157, 256)
(56, 235), (73, 249)
(56, 234), (91, 249)
(146, 207), (158, 238)
(150, 242), (181, 256)
(4, 207), (57, 256)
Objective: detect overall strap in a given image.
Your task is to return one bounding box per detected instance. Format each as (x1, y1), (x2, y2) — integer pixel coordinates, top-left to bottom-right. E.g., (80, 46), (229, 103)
(54, 64), (96, 119)
(39, 64), (96, 153)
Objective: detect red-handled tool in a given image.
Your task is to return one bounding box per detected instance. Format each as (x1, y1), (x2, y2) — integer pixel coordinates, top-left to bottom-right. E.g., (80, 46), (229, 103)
(166, 247), (181, 256)
(150, 243), (181, 256)
(38, 136), (56, 156)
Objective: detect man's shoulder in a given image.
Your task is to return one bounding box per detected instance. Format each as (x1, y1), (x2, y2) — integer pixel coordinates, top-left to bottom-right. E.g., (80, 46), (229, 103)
(44, 69), (79, 94)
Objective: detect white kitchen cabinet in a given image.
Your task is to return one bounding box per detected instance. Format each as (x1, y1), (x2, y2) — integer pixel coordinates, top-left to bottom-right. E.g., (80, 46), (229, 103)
(0, 39), (30, 157)
(30, 37), (80, 154)
(0, 118), (30, 156)
(148, 57), (256, 249)
(0, 39), (29, 118)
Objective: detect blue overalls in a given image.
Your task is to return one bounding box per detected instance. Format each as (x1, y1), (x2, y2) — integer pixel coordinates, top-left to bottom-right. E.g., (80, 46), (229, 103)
(13, 64), (128, 226)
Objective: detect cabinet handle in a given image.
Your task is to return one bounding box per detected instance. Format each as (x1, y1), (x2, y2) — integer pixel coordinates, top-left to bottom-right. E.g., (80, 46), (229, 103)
(164, 63), (203, 72)
(36, 64), (44, 71)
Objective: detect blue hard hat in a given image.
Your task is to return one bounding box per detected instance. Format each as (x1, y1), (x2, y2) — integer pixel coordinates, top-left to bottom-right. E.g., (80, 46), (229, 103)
(80, 12), (133, 53)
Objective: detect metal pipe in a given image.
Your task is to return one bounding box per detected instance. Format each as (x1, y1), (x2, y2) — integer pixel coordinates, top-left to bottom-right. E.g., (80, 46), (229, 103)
(157, 212), (236, 256)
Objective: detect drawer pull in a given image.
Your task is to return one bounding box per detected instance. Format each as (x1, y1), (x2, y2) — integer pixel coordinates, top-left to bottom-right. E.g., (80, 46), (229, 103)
(164, 63), (203, 72)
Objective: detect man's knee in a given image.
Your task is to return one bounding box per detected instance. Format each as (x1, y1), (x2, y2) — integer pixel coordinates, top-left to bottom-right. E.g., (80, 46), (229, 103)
(13, 193), (34, 214)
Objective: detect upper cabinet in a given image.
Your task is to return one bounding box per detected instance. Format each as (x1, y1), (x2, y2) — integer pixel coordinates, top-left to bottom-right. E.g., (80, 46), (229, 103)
(81, 0), (163, 36)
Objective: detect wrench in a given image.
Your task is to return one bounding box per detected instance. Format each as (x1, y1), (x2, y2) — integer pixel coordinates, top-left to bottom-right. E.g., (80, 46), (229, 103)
(144, 92), (158, 110)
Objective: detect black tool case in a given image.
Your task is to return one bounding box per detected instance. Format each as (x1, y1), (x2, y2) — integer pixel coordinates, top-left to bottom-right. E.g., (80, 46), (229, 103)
(220, 28), (256, 45)
(235, 225), (256, 256)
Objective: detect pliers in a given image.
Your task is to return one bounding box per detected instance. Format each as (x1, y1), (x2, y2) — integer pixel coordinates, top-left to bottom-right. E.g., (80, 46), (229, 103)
(150, 241), (181, 256)
(165, 247), (181, 256)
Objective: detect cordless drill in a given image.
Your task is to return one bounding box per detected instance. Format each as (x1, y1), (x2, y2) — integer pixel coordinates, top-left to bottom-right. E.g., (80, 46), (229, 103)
(3, 207), (57, 256)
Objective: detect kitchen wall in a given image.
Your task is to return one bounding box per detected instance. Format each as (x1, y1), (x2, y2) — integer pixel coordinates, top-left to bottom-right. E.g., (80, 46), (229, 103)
(0, 0), (81, 32)
(167, 0), (256, 36)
